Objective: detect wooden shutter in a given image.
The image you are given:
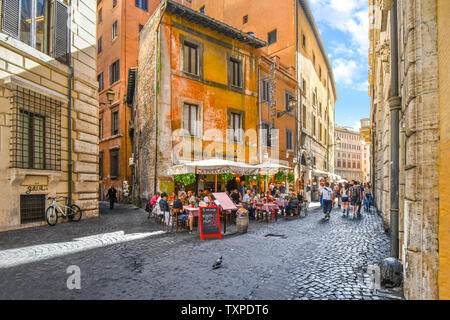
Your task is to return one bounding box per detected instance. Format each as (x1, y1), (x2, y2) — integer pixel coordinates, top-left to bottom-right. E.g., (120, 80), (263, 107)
(54, 0), (69, 64)
(1, 0), (21, 38)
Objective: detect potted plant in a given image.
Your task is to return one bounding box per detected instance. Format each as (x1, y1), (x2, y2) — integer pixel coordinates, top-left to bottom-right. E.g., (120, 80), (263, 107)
(275, 171), (287, 183)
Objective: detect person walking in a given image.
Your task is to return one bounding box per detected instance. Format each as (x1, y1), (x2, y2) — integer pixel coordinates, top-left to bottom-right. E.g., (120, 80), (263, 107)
(336, 183), (342, 209)
(319, 182), (324, 208)
(305, 182), (312, 207)
(364, 183), (373, 212)
(357, 181), (365, 217)
(350, 181), (363, 219)
(106, 186), (117, 210)
(322, 182), (334, 220)
(341, 183), (350, 216)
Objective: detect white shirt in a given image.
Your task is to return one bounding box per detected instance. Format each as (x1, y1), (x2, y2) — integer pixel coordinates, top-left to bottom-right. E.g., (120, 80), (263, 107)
(322, 187), (333, 200)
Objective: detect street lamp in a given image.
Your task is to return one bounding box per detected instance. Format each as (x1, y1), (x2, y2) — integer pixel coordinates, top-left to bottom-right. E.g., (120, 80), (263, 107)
(277, 96), (296, 118)
(106, 89), (115, 104)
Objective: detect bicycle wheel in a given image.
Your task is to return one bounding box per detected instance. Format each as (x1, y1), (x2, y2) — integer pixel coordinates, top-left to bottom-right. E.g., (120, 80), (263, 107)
(46, 206), (58, 226)
(68, 204), (82, 222)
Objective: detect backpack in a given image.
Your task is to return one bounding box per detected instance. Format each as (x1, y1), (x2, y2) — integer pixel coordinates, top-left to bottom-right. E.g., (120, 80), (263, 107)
(351, 187), (360, 201)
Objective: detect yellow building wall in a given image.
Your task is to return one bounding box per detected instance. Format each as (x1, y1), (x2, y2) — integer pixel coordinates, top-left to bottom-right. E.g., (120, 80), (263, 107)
(438, 0), (450, 300)
(167, 13), (260, 165)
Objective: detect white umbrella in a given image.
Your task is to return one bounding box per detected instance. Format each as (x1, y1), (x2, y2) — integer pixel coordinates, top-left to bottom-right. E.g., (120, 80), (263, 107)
(255, 162), (292, 174)
(168, 158), (259, 176)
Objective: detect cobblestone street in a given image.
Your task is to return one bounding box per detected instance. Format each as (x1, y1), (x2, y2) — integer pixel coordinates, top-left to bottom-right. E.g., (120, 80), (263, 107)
(0, 202), (402, 300)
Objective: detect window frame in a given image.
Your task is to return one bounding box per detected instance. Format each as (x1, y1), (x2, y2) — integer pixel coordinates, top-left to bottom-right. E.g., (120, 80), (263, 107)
(109, 148), (119, 180)
(227, 53), (245, 92)
(112, 20), (118, 40)
(111, 107), (119, 136)
(286, 129), (293, 151)
(267, 29), (277, 45)
(180, 35), (203, 80)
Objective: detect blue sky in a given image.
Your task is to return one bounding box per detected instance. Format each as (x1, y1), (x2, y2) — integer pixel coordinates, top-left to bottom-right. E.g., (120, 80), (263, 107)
(308, 0), (370, 131)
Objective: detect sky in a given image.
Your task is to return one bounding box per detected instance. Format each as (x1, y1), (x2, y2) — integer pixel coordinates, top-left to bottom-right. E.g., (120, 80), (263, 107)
(308, 0), (370, 131)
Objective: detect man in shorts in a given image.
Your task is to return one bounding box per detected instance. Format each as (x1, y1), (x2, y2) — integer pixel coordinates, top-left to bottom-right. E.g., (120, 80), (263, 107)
(322, 182), (334, 220)
(350, 181), (363, 219)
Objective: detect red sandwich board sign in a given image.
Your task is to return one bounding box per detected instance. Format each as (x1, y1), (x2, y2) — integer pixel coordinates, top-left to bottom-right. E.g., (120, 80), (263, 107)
(199, 207), (222, 240)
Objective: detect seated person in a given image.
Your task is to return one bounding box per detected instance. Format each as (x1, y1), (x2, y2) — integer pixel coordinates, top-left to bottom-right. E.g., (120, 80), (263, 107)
(297, 192), (304, 203)
(275, 190), (282, 199)
(265, 191), (274, 202)
(242, 190), (255, 218)
(231, 189), (241, 204)
(174, 191), (193, 233)
(159, 193), (170, 225)
(285, 193), (299, 216)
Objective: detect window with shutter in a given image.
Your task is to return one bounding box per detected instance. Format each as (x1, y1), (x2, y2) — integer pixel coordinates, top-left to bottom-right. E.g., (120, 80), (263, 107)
(261, 123), (271, 148)
(1, 0), (68, 61)
(230, 58), (242, 88)
(286, 129), (293, 151)
(110, 149), (119, 179)
(1, 0), (21, 38)
(183, 104), (199, 137)
(54, 0), (69, 63)
(183, 42), (198, 75)
(110, 60), (120, 84)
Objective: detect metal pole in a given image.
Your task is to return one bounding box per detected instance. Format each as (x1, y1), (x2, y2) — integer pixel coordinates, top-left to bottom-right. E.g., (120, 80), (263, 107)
(389, 1), (401, 259)
(67, 3), (73, 206)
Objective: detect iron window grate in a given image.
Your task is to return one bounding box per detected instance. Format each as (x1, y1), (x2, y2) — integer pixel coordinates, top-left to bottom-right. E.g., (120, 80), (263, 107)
(20, 194), (46, 224)
(10, 86), (62, 171)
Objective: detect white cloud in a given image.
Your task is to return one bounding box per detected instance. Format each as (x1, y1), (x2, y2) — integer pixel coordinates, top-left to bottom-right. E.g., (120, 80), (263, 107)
(332, 58), (360, 87)
(309, 0), (369, 56)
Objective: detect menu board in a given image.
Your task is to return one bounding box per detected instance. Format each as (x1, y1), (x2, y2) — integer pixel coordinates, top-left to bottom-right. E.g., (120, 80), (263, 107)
(199, 207), (222, 240)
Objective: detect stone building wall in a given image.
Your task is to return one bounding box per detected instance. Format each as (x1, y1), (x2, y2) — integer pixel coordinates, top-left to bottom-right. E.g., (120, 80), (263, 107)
(132, 8), (162, 206)
(369, 0), (441, 299)
(0, 0), (99, 231)
(438, 0), (450, 300)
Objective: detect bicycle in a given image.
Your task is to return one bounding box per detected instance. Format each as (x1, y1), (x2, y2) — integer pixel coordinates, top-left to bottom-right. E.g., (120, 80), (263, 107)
(45, 196), (82, 226)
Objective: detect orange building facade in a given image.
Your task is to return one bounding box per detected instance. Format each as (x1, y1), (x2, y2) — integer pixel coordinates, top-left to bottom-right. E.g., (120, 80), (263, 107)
(132, 1), (266, 202)
(191, 0), (337, 196)
(96, 0), (189, 201)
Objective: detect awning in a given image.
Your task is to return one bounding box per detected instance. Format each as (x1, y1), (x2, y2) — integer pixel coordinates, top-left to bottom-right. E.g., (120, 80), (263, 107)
(312, 169), (341, 181)
(255, 162), (292, 174)
(167, 159), (259, 176)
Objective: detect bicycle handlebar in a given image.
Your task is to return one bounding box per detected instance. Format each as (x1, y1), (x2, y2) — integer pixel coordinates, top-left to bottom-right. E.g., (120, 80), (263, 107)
(47, 196), (66, 200)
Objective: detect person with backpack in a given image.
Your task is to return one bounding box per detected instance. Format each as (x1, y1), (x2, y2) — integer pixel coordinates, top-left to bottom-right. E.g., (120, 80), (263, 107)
(322, 182), (334, 220)
(357, 182), (365, 216)
(350, 181), (363, 219)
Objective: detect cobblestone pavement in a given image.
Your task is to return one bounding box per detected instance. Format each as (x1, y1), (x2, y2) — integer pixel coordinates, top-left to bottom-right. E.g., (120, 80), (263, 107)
(0, 202), (403, 300)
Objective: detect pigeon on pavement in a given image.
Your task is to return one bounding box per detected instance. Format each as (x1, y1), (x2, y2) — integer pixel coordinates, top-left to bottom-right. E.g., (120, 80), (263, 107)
(212, 256), (222, 269)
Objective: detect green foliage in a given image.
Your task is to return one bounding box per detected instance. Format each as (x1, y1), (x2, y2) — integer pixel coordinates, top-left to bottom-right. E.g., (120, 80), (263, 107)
(220, 173), (233, 184)
(262, 174), (271, 183)
(275, 171), (287, 183)
(287, 173), (295, 184)
(174, 174), (196, 186)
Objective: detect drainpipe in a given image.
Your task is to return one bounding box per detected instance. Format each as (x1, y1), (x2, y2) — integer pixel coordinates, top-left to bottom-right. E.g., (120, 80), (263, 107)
(67, 4), (73, 206)
(153, 24), (160, 195)
(258, 61), (262, 165)
(295, 0), (301, 189)
(389, 1), (401, 259)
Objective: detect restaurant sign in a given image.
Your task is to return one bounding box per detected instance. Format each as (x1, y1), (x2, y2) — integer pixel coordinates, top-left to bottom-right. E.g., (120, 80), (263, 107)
(199, 207), (222, 241)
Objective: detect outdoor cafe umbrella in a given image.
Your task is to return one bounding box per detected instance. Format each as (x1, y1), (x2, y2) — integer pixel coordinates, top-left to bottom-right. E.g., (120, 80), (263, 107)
(255, 162), (292, 191)
(167, 159), (259, 192)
